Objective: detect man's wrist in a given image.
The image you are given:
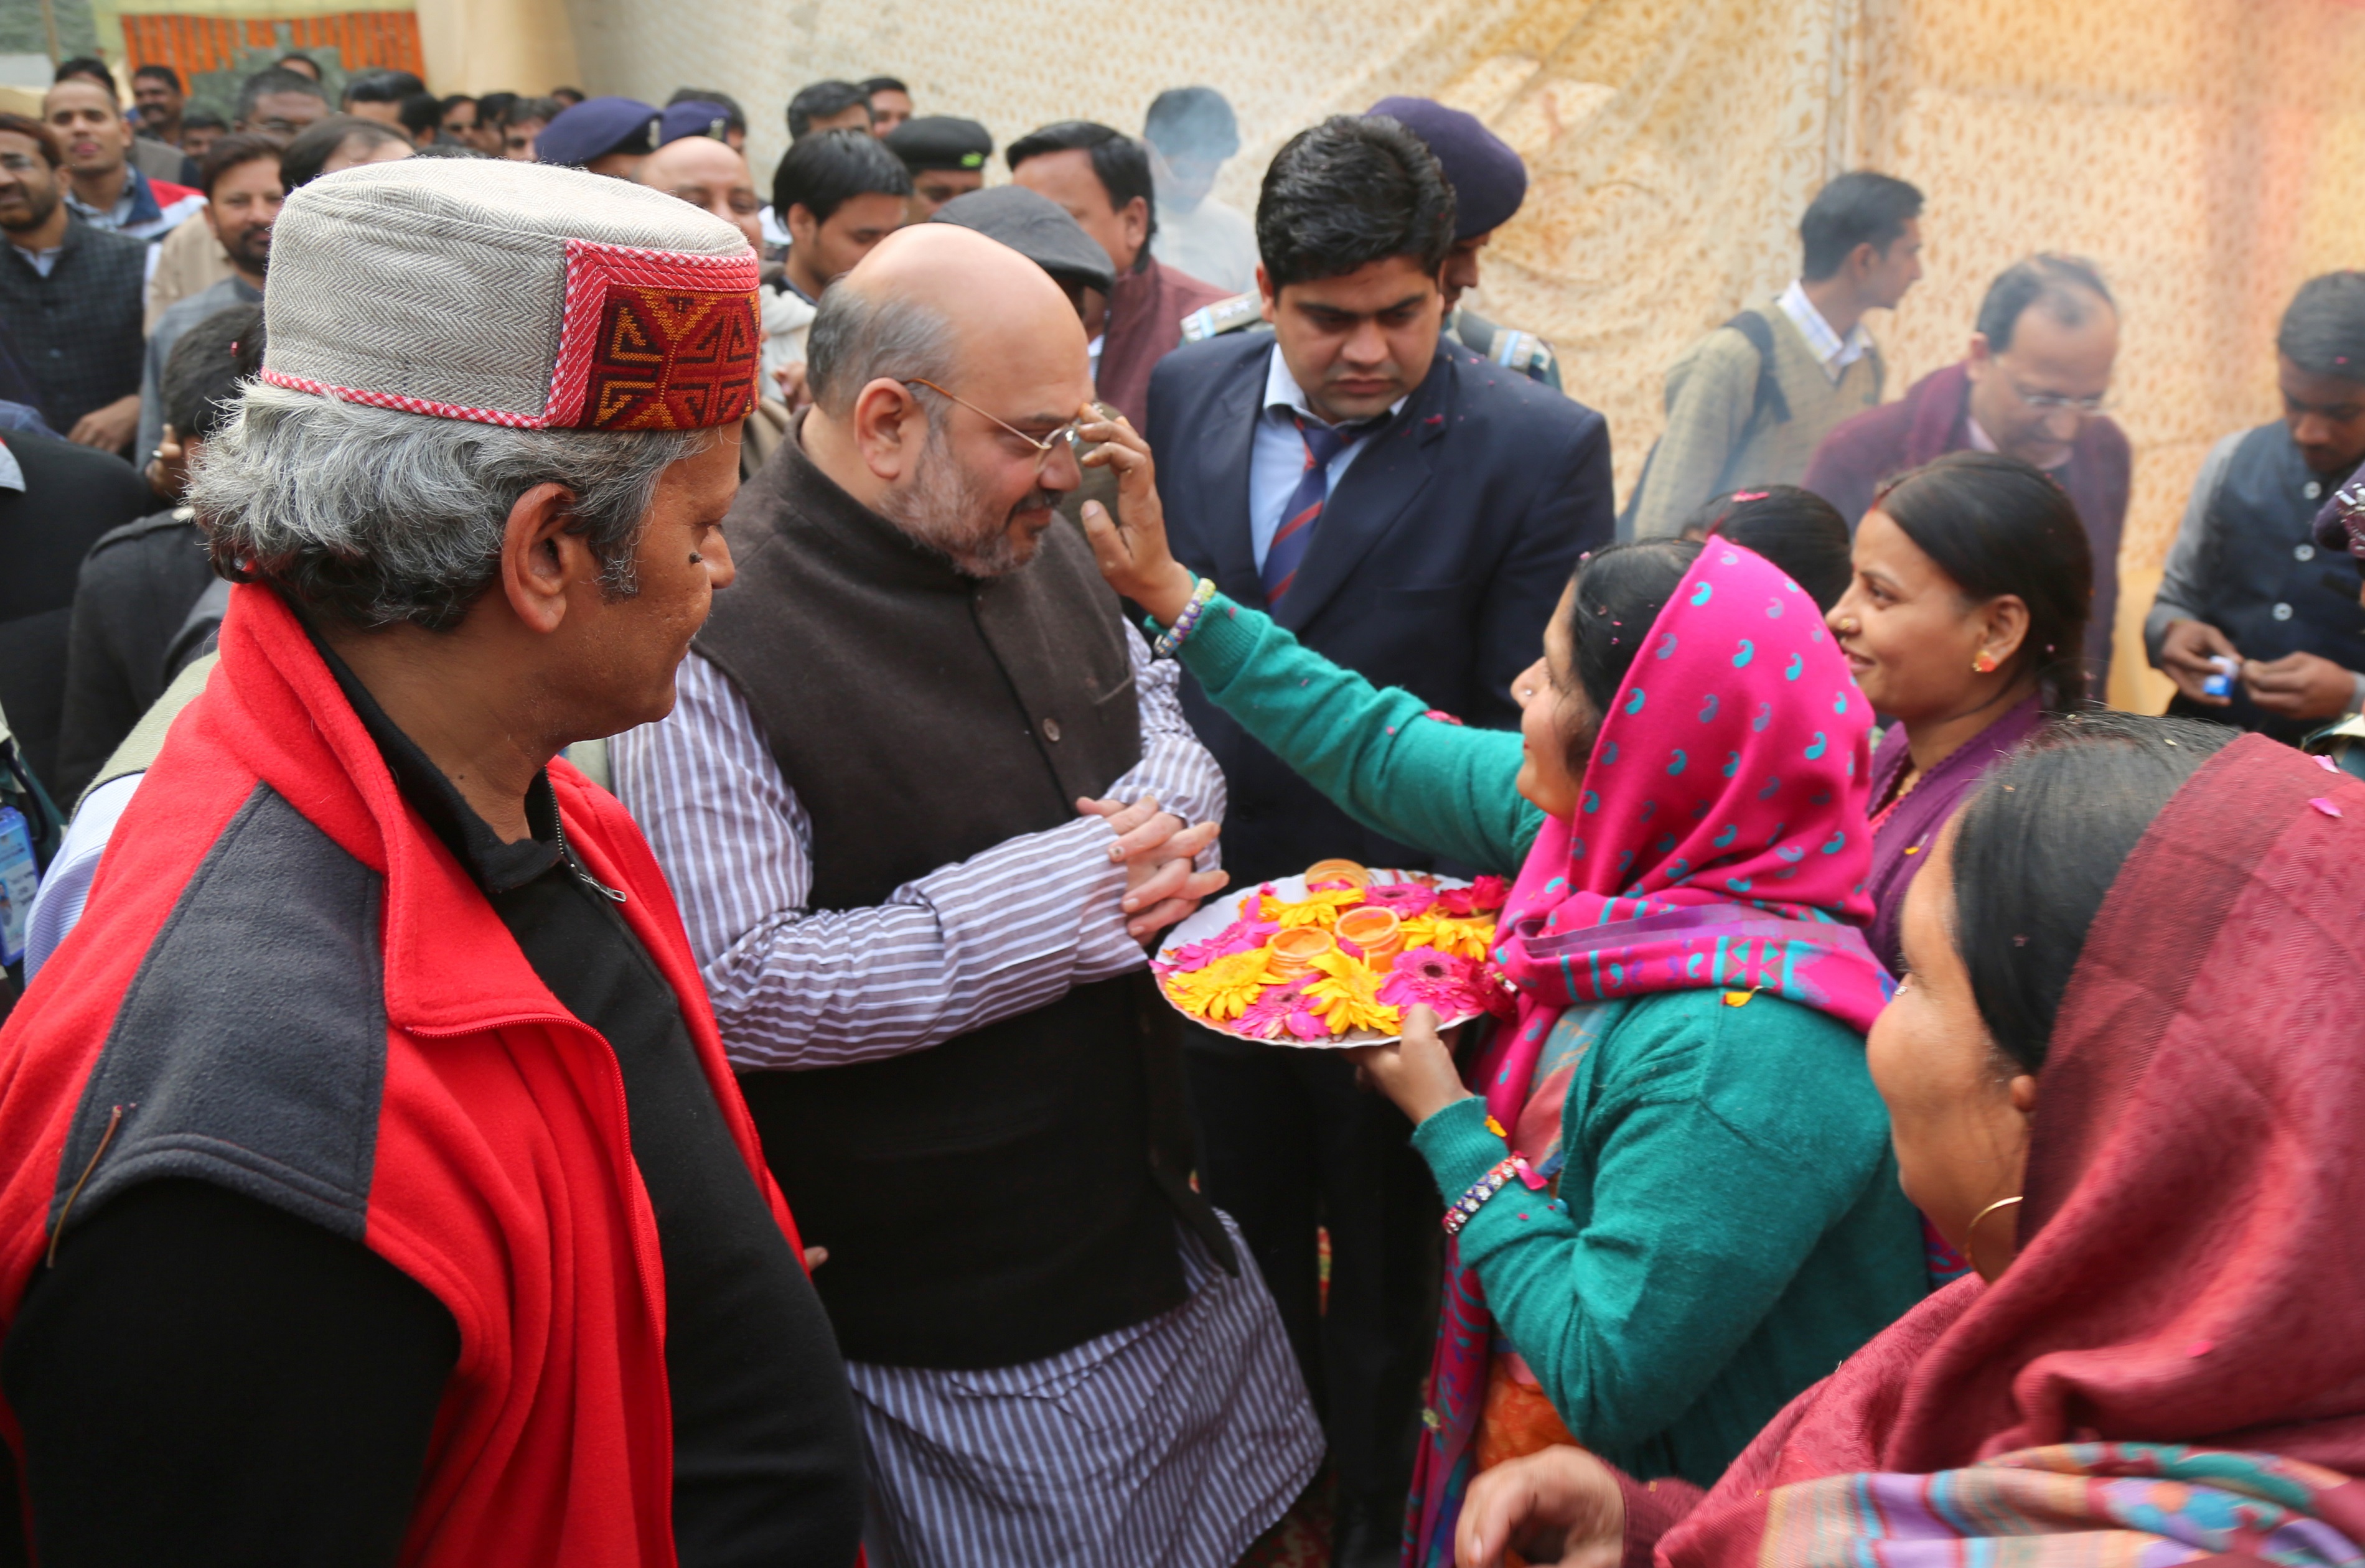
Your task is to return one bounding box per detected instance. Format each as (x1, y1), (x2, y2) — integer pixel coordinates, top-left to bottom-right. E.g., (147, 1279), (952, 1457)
(2346, 671), (2365, 718)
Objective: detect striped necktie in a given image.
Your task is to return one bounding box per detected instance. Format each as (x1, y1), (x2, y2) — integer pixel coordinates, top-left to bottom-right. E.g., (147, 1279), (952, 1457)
(1262, 413), (1382, 605)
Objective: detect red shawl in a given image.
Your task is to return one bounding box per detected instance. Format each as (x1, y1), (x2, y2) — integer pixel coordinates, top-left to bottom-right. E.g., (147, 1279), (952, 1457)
(1647, 734), (2365, 1567)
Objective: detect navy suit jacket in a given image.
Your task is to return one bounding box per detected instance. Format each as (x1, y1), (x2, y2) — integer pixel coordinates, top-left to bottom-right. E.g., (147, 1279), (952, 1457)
(1146, 333), (1614, 884)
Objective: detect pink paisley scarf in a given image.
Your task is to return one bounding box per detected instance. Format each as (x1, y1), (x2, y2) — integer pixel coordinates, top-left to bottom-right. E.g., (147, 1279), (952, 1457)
(1409, 541), (1893, 1564)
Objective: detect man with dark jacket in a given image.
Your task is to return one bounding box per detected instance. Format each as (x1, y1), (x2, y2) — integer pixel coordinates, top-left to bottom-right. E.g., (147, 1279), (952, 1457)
(1805, 254), (2128, 692)
(611, 221), (1321, 1564)
(0, 113), (148, 452)
(1145, 113), (1611, 1565)
(0, 157), (867, 1566)
(1008, 119), (1229, 424)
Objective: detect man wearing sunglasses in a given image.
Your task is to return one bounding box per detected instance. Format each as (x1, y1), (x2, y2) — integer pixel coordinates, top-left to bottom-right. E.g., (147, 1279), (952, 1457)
(609, 220), (1323, 1562)
(1805, 253), (2128, 693)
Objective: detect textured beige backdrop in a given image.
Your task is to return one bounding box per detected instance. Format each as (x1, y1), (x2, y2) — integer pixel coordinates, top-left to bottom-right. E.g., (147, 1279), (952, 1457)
(564, 0), (2365, 711)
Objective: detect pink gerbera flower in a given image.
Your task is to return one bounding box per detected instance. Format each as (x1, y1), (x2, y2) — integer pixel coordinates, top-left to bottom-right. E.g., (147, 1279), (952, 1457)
(1239, 978), (1320, 1040)
(1163, 916), (1278, 971)
(1380, 948), (1482, 1012)
(1359, 881), (1436, 919)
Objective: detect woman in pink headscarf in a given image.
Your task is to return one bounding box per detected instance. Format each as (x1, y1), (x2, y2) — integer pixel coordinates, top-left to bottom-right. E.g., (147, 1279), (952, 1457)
(1082, 472), (1926, 1563)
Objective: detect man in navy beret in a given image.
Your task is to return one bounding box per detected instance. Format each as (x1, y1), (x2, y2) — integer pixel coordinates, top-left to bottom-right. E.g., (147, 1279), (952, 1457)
(533, 95), (660, 179)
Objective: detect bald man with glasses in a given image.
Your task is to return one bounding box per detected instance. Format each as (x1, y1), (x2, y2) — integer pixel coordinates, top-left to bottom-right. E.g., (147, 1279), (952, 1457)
(1806, 253), (2128, 693)
(608, 222), (1323, 1562)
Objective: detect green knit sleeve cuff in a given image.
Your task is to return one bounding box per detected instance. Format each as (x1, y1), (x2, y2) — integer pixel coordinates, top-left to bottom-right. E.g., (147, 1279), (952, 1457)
(1174, 590), (1262, 684)
(1410, 1094), (1504, 1206)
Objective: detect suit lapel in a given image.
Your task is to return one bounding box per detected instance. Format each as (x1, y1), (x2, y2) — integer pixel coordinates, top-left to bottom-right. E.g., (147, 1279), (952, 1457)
(1196, 347), (1265, 605)
(1275, 350), (1454, 633)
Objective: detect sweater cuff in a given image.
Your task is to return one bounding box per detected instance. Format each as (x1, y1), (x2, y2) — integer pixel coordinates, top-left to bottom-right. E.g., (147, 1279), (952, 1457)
(1174, 592), (1262, 689)
(1615, 1466), (1707, 1568)
(1409, 1094), (1505, 1206)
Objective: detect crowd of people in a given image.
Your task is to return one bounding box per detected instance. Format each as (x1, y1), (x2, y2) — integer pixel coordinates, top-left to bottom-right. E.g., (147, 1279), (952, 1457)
(0, 49), (2361, 1568)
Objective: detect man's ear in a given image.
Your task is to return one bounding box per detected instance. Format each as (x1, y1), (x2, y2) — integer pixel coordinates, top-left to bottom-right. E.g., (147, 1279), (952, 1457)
(848, 378), (922, 483)
(497, 480), (595, 635)
(1965, 332), (1995, 378)
(787, 202), (818, 250)
(1120, 194), (1150, 257)
(1256, 266), (1277, 323)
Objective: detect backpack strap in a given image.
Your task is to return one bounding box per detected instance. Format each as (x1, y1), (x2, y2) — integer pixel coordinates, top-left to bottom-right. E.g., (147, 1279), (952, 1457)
(1721, 310), (1791, 427)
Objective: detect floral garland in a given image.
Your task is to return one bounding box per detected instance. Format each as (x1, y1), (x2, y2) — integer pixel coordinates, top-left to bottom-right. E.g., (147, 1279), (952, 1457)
(1156, 864), (1515, 1042)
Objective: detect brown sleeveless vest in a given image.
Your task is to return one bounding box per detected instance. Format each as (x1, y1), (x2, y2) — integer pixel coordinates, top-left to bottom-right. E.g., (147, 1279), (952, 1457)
(695, 424), (1228, 1368)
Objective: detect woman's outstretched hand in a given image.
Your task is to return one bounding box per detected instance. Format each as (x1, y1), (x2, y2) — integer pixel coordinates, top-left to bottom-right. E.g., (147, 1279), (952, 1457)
(1456, 1446), (1627, 1568)
(1074, 405), (1198, 627)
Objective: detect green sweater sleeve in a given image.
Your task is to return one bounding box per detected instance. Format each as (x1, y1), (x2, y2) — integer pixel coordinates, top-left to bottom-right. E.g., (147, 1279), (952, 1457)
(1409, 990), (1894, 1454)
(1175, 594), (1545, 875)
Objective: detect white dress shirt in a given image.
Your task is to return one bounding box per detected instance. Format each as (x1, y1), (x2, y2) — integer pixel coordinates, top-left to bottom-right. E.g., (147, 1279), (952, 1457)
(1245, 343), (1408, 572)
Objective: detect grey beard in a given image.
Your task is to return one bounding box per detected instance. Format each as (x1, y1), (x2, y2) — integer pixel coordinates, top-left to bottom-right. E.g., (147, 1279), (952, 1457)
(877, 423), (1055, 579)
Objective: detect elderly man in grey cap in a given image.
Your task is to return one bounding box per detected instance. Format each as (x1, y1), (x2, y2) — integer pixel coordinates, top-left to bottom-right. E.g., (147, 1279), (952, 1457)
(0, 157), (868, 1565)
(612, 220), (1323, 1564)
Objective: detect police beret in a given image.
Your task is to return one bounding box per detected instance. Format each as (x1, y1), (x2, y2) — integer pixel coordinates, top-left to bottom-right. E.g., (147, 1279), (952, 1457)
(1367, 96), (1527, 240)
(658, 100), (734, 146)
(884, 114), (993, 172)
(535, 95), (662, 168)
(930, 185), (1114, 296)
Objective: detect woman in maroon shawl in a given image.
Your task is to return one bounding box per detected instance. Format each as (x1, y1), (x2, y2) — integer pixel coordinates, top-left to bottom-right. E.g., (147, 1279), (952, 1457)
(1452, 713), (2365, 1568)
(1832, 452), (2093, 978)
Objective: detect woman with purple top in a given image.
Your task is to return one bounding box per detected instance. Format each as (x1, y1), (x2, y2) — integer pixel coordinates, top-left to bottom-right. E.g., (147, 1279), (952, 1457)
(1829, 450), (2093, 978)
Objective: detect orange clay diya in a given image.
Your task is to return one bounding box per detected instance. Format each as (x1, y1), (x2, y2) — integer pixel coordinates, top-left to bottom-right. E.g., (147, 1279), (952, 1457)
(1303, 857), (1370, 889)
(1267, 925), (1338, 978)
(1335, 906), (1404, 969)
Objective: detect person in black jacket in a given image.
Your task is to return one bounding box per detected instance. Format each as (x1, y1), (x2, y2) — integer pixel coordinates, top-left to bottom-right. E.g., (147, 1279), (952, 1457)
(53, 304), (258, 802)
(1143, 112), (1613, 1566)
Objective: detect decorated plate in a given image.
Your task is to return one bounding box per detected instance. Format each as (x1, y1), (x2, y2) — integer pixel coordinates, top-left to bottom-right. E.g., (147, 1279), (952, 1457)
(1152, 864), (1513, 1048)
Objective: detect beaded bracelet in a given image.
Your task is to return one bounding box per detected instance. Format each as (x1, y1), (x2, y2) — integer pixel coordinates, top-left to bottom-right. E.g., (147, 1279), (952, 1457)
(1441, 1154), (1537, 1238)
(1148, 574), (1218, 659)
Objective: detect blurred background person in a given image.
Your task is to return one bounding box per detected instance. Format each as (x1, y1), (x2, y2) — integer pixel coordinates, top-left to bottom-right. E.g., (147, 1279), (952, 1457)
(339, 68), (428, 134)
(786, 78), (873, 141)
(278, 115), (411, 192)
(1808, 254), (2125, 692)
(45, 68), (203, 242)
(177, 108), (225, 161)
(130, 64), (187, 153)
(1145, 85), (1257, 296)
(136, 133), (281, 465)
(233, 66), (330, 138)
(271, 52), (322, 82)
(500, 95), (561, 160)
(437, 93), (479, 146)
(2148, 271), (2365, 744)
(767, 127), (910, 393)
(861, 75), (912, 136)
(1676, 485), (1855, 612)
(532, 95), (660, 179)
(0, 112), (147, 454)
(664, 88), (747, 152)
(883, 114), (991, 220)
(1626, 171), (1924, 538)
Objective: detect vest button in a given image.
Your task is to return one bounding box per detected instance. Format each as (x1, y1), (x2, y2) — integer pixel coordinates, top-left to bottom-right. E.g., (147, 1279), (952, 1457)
(2274, 602), (2295, 621)
(2306, 481), (2325, 500)
(1041, 717), (1062, 743)
(2298, 543), (2318, 562)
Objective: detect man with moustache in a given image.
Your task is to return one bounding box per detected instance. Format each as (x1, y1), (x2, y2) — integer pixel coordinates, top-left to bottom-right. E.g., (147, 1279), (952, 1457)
(44, 69), (204, 242)
(0, 113), (148, 452)
(137, 133), (283, 466)
(611, 222), (1322, 1563)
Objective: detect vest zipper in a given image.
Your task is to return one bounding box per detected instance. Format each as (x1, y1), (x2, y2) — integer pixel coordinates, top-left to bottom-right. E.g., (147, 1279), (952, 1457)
(550, 811), (626, 902)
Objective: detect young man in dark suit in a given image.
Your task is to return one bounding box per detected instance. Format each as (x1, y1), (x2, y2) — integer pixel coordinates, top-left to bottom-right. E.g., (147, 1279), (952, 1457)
(1143, 112), (1613, 1566)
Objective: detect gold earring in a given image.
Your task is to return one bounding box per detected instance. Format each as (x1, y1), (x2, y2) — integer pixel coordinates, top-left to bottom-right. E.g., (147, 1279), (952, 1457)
(1973, 651), (2000, 674)
(1964, 1194), (2023, 1278)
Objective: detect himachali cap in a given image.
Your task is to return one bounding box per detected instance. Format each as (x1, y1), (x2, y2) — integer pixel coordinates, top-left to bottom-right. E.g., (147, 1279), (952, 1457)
(260, 158), (762, 431)
(884, 114), (993, 172)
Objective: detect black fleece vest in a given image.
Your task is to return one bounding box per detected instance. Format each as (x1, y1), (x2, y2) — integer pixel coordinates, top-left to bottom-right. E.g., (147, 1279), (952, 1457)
(695, 426), (1228, 1369)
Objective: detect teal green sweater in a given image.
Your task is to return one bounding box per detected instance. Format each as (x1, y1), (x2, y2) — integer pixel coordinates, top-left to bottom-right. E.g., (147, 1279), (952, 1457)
(1176, 594), (1925, 1485)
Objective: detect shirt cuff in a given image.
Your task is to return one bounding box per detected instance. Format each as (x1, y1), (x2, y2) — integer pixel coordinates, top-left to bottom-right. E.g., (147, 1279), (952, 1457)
(2347, 672), (2365, 717)
(1408, 1094), (1506, 1206)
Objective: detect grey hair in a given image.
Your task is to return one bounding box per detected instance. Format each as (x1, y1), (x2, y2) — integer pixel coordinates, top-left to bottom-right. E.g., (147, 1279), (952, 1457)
(805, 281), (958, 418)
(192, 380), (706, 631)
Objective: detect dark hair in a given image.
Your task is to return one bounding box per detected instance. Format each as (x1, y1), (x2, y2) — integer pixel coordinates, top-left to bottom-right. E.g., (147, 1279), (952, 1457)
(133, 63), (183, 93)
(274, 54), (321, 79)
(859, 76), (908, 96)
(1144, 86), (1239, 160)
(550, 87), (585, 107)
(1951, 713), (2233, 1073)
(505, 96), (562, 132)
(279, 114), (407, 190)
(181, 108), (227, 134)
(1255, 114), (1455, 291)
(1008, 120), (1156, 252)
(773, 126), (911, 225)
(1977, 254), (2114, 353)
(476, 91), (520, 129)
(1799, 170), (1923, 281)
(396, 91), (442, 141)
(1567, 538), (1703, 722)
(341, 68), (425, 108)
(1873, 450), (2093, 708)
(788, 80), (872, 140)
(52, 57), (115, 97)
(198, 131), (286, 196)
(2277, 272), (2365, 381)
(0, 114), (63, 167)
(237, 68), (328, 123)
(163, 302), (261, 442)
(410, 141), (491, 161)
(440, 93), (477, 114)
(1679, 485), (1853, 612)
